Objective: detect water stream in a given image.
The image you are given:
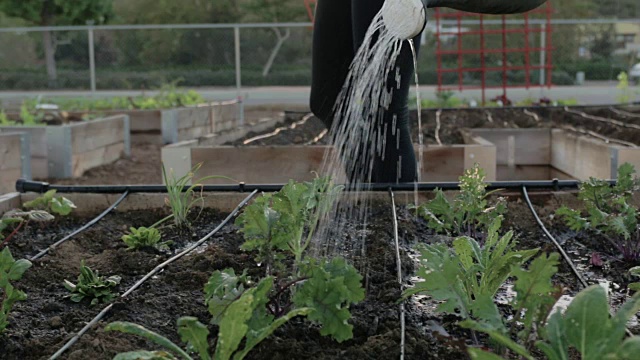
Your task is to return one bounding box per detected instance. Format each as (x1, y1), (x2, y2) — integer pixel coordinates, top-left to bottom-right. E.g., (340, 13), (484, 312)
(313, 9), (425, 259)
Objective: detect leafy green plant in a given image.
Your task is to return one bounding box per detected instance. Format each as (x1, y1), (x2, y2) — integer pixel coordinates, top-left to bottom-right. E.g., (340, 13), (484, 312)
(23, 190), (76, 216)
(107, 258), (362, 360)
(0, 110), (13, 125)
(459, 253), (562, 357)
(630, 266), (640, 292)
(63, 261), (121, 306)
(556, 163), (640, 262)
(0, 247), (32, 334)
(122, 226), (171, 251)
(617, 71), (633, 104)
(414, 164), (505, 238)
(19, 103), (38, 125)
(1, 210), (55, 249)
(403, 217), (538, 323)
(237, 177), (344, 270)
(466, 285), (640, 360)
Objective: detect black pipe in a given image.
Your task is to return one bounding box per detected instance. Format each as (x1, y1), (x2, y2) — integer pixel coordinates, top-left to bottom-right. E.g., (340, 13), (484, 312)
(16, 178), (613, 194)
(30, 190), (130, 260)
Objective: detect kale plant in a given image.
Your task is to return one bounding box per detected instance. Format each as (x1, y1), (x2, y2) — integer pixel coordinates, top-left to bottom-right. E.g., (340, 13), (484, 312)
(0, 247), (32, 334)
(403, 217), (538, 323)
(23, 189), (76, 216)
(64, 261), (121, 306)
(414, 164), (505, 238)
(556, 163), (640, 262)
(465, 284), (640, 360)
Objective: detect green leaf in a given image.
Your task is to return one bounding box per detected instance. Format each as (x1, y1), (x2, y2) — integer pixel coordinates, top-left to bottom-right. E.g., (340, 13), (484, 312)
(563, 285), (611, 360)
(556, 206), (590, 231)
(605, 290), (640, 355)
(8, 258), (32, 281)
(204, 268), (247, 325)
(177, 317), (211, 360)
(615, 163), (636, 193)
(235, 308), (312, 360)
(616, 337), (640, 360)
(113, 350), (177, 360)
(467, 348), (507, 360)
(293, 258), (364, 342)
(105, 321), (193, 360)
(214, 292), (254, 360)
(536, 308), (569, 360)
(50, 196), (76, 216)
(461, 319), (534, 360)
(468, 294), (506, 333)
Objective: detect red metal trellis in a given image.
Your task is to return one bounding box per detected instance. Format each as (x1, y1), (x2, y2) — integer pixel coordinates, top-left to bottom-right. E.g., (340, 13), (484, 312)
(304, 0), (317, 23)
(434, 2), (554, 105)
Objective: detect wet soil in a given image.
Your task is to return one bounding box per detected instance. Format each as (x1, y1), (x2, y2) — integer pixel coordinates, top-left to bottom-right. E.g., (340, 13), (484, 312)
(227, 106), (640, 147)
(0, 201), (467, 360)
(2, 193), (638, 360)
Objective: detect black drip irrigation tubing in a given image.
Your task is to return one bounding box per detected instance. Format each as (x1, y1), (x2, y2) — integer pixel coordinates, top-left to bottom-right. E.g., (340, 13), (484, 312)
(48, 189), (258, 360)
(16, 178), (616, 195)
(30, 191), (130, 261)
(521, 186), (634, 337)
(388, 189), (405, 360)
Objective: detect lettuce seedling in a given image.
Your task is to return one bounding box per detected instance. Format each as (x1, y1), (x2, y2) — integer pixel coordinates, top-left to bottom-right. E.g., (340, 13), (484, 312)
(414, 164), (505, 238)
(23, 190), (76, 216)
(556, 163), (640, 262)
(121, 226), (171, 251)
(64, 261), (121, 306)
(0, 247), (32, 334)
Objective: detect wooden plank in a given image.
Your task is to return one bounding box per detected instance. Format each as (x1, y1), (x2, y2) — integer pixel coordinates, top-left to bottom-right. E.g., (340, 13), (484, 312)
(176, 107), (211, 131)
(419, 146), (465, 182)
(31, 158), (48, 180)
(0, 169), (21, 194)
(614, 147), (640, 176)
(0, 126), (47, 157)
(212, 101), (238, 133)
(70, 116), (126, 154)
(551, 129), (612, 180)
(464, 145), (497, 181)
(0, 133), (23, 170)
(191, 146), (327, 184)
(71, 142), (125, 177)
(161, 146), (193, 184)
(0, 192), (20, 213)
(497, 165), (574, 181)
(68, 109), (161, 132)
(470, 128), (551, 165)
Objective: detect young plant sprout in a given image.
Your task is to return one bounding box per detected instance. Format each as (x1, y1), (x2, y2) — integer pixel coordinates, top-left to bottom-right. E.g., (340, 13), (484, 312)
(413, 164), (505, 239)
(121, 214), (174, 251)
(64, 261), (121, 306)
(23, 189), (76, 216)
(556, 163), (640, 262)
(0, 247), (32, 334)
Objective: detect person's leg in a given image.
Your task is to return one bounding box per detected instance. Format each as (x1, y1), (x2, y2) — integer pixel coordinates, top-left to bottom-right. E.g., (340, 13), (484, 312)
(352, 0), (422, 183)
(310, 0), (354, 129)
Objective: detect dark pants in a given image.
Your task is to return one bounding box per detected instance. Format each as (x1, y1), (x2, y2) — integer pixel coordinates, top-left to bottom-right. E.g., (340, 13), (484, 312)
(310, 0), (422, 183)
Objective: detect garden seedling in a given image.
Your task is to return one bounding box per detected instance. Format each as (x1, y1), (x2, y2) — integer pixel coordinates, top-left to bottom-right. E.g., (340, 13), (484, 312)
(413, 164), (506, 239)
(630, 266), (640, 292)
(162, 163), (233, 228)
(0, 247), (32, 334)
(556, 163), (640, 262)
(23, 189), (76, 216)
(465, 284), (640, 360)
(121, 226), (171, 251)
(403, 217), (538, 324)
(64, 261), (121, 306)
(0, 210), (55, 249)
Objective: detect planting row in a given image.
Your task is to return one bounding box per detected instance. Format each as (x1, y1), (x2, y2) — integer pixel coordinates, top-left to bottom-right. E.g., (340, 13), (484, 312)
(1, 165), (640, 358)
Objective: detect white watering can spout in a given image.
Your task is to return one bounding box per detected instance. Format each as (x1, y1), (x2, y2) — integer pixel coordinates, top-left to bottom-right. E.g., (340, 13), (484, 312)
(381, 0), (428, 40)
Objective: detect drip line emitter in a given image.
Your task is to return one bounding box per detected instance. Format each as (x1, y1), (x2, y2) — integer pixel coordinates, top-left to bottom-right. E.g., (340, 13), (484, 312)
(8, 177), (621, 358)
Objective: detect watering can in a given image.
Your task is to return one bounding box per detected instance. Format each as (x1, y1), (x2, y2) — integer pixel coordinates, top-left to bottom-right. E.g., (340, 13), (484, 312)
(382, 0), (548, 39)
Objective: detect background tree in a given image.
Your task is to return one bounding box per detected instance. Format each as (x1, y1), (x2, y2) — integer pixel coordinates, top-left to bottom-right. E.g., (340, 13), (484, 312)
(0, 0), (112, 87)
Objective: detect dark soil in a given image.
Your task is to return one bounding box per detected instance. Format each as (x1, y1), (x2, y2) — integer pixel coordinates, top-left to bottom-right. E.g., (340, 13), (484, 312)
(227, 106), (640, 147)
(0, 201), (468, 360)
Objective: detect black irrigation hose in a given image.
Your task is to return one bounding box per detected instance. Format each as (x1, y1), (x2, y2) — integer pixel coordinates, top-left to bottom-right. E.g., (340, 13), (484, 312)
(522, 185), (635, 337)
(31, 191), (130, 261)
(521, 186), (589, 289)
(388, 189), (405, 360)
(16, 178), (616, 195)
(48, 189), (259, 360)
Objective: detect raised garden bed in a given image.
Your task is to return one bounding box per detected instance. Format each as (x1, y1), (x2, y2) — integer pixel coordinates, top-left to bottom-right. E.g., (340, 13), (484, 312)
(0, 132), (30, 194)
(0, 115), (130, 179)
(1, 173), (639, 359)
